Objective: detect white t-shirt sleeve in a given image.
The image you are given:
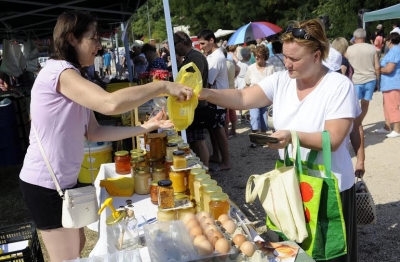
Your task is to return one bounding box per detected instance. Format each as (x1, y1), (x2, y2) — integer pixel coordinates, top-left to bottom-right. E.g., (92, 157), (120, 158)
(325, 78), (357, 120)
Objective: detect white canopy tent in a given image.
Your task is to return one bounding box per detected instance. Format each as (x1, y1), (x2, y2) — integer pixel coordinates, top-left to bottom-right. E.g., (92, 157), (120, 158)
(363, 3), (400, 28)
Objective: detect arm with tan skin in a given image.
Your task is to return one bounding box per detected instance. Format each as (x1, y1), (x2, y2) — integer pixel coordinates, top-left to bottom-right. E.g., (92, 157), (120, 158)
(340, 65), (347, 75)
(374, 52), (381, 90)
(59, 69), (192, 115)
(199, 84), (272, 110)
(86, 110), (171, 142)
(267, 118), (353, 152)
(350, 115), (365, 177)
(380, 62), (396, 74)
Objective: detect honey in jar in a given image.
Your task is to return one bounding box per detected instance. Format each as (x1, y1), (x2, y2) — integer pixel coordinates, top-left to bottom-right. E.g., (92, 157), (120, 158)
(199, 179), (217, 211)
(169, 170), (187, 193)
(134, 169), (151, 195)
(164, 158), (173, 178)
(114, 151), (131, 175)
(168, 137), (184, 145)
(177, 143), (191, 155)
(166, 143), (178, 161)
(146, 133), (166, 160)
(157, 208), (176, 222)
(209, 192), (230, 219)
(188, 168), (206, 199)
(152, 165), (166, 181)
(150, 180), (159, 205)
(202, 185), (222, 213)
(172, 150), (187, 169)
(193, 174), (211, 205)
(158, 180), (175, 209)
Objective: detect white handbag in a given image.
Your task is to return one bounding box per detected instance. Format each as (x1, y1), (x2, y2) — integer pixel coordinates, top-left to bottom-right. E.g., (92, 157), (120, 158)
(33, 124), (99, 229)
(246, 131), (308, 243)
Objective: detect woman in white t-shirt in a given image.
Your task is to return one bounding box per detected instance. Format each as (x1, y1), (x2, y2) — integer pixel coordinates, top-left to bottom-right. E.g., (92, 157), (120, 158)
(199, 19), (359, 262)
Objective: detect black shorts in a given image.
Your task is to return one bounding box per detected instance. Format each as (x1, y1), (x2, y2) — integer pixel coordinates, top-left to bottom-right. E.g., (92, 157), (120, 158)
(212, 109), (227, 129)
(19, 179), (71, 230)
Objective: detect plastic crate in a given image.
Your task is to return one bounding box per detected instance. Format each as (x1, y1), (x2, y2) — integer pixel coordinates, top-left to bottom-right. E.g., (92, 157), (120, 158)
(0, 222), (44, 262)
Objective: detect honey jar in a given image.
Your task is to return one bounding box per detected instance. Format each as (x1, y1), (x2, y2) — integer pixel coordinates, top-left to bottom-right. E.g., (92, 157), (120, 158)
(157, 208), (176, 222)
(164, 158), (173, 178)
(168, 137), (184, 145)
(209, 192), (230, 219)
(199, 179), (217, 211)
(202, 186), (222, 213)
(177, 143), (191, 155)
(152, 165), (166, 181)
(150, 180), (159, 205)
(158, 180), (175, 209)
(114, 151), (131, 175)
(130, 148), (144, 155)
(166, 143), (178, 161)
(188, 169), (206, 199)
(134, 169), (151, 195)
(169, 170), (187, 193)
(193, 174), (211, 204)
(172, 150), (187, 169)
(146, 133), (166, 160)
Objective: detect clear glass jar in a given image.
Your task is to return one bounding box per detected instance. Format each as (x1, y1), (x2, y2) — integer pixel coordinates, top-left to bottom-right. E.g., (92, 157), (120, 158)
(166, 143), (178, 162)
(114, 151), (131, 175)
(134, 169), (151, 195)
(164, 158), (173, 179)
(157, 208), (176, 222)
(172, 150), (187, 169)
(188, 168), (206, 200)
(152, 165), (166, 181)
(199, 179), (217, 211)
(168, 137), (184, 145)
(209, 192), (230, 219)
(202, 186), (222, 213)
(177, 143), (191, 155)
(150, 180), (159, 205)
(169, 170), (187, 193)
(130, 148), (144, 154)
(146, 133), (166, 160)
(131, 156), (147, 171)
(193, 174), (211, 205)
(158, 180), (175, 209)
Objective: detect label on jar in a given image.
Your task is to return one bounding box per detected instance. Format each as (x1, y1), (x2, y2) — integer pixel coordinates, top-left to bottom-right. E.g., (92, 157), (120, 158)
(146, 144), (150, 151)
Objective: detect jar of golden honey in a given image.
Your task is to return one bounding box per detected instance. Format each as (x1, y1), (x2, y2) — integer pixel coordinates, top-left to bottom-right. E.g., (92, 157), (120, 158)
(166, 143), (178, 161)
(199, 179), (217, 211)
(172, 150), (187, 169)
(202, 186), (222, 213)
(134, 169), (151, 195)
(146, 134), (165, 160)
(209, 192), (230, 219)
(169, 170), (187, 193)
(114, 151), (131, 175)
(177, 143), (191, 155)
(150, 180), (159, 205)
(193, 174), (211, 205)
(131, 156), (147, 174)
(188, 169), (206, 199)
(152, 165), (166, 181)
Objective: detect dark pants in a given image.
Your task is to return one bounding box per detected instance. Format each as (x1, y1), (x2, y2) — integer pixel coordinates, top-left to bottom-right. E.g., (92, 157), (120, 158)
(327, 185), (358, 262)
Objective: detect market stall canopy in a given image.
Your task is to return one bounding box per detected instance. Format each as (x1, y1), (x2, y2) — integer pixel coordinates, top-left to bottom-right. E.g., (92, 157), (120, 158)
(0, 0), (148, 40)
(214, 29), (236, 38)
(363, 3), (400, 23)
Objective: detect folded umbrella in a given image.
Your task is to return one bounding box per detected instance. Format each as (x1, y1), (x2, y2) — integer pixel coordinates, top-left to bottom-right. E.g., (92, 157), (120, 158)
(227, 22), (282, 45)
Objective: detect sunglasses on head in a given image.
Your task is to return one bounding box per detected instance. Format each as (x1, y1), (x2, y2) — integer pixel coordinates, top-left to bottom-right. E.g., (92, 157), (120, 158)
(285, 26), (318, 41)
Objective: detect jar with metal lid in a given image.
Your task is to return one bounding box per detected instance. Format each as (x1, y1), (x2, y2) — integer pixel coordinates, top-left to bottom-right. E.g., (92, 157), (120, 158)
(164, 158), (173, 178)
(172, 150), (187, 169)
(131, 152), (146, 159)
(131, 156), (147, 175)
(193, 174), (211, 205)
(169, 170), (187, 193)
(199, 179), (218, 211)
(177, 143), (191, 155)
(209, 192), (230, 219)
(152, 165), (166, 181)
(188, 168), (206, 199)
(115, 151), (131, 175)
(166, 143), (178, 161)
(157, 208), (176, 222)
(202, 185), (222, 213)
(150, 180), (159, 205)
(130, 148), (144, 156)
(134, 169), (151, 195)
(168, 137), (184, 145)
(158, 180), (175, 209)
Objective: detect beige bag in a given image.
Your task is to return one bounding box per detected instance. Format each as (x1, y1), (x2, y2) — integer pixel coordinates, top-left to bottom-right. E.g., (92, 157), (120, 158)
(246, 131), (308, 243)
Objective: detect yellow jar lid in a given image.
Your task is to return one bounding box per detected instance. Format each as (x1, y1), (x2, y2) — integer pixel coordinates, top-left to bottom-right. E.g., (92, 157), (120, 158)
(210, 192), (229, 201)
(130, 149), (144, 154)
(203, 185), (222, 194)
(190, 168), (206, 176)
(168, 138), (183, 144)
(200, 179), (217, 187)
(137, 170), (150, 175)
(115, 150), (129, 156)
(177, 143), (190, 149)
(131, 152), (145, 158)
(153, 165), (165, 172)
(194, 174), (211, 182)
(131, 156), (145, 162)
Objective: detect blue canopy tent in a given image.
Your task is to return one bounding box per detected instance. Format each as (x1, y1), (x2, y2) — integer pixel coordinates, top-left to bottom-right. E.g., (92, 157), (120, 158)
(363, 3), (400, 28)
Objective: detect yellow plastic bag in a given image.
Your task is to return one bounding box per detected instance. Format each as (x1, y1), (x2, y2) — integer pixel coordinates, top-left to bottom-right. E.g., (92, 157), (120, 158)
(167, 62), (203, 131)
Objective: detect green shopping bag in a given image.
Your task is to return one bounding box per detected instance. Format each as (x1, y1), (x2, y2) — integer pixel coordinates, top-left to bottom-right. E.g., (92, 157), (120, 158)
(274, 131), (347, 261)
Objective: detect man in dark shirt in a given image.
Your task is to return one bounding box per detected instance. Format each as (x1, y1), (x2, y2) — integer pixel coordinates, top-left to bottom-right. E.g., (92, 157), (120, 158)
(173, 31), (210, 166)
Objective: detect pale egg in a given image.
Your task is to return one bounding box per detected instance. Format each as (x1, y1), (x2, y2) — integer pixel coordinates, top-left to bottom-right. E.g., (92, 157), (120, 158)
(190, 225), (203, 238)
(222, 220), (237, 234)
(186, 219), (199, 231)
(182, 213), (196, 224)
(233, 233), (247, 247)
(240, 241), (256, 257)
(214, 238), (231, 253)
(193, 235), (208, 247)
(210, 236), (219, 246)
(196, 239), (214, 256)
(213, 230), (224, 240)
(218, 214), (230, 224)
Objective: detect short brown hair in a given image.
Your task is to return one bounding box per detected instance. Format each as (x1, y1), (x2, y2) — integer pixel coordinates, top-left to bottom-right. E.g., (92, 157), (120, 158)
(280, 18), (329, 60)
(254, 45), (269, 60)
(52, 11), (98, 68)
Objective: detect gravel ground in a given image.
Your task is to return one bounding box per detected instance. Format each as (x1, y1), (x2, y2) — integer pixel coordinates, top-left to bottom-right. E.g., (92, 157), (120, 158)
(210, 91), (400, 261)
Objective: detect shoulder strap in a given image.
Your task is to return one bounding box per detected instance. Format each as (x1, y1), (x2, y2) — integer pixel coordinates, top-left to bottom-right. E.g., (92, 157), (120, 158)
(32, 123), (65, 199)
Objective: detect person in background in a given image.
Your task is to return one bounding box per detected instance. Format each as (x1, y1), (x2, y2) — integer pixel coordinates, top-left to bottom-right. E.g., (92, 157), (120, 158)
(141, 43), (167, 72)
(103, 48), (111, 76)
(370, 24), (385, 45)
(267, 41), (286, 72)
(173, 31), (210, 166)
(248, 44), (257, 64)
(199, 18), (359, 262)
(131, 42), (147, 80)
(0, 71), (11, 92)
(331, 37), (352, 77)
(346, 28), (380, 124)
(94, 48), (104, 78)
(245, 45), (275, 148)
(160, 39), (170, 64)
(226, 45), (239, 64)
(235, 47), (252, 90)
(18, 11), (193, 262)
(379, 32), (400, 138)
(198, 29), (231, 172)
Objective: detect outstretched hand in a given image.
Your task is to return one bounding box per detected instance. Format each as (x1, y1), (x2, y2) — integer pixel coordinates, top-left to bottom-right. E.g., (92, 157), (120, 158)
(144, 109), (173, 130)
(165, 82), (193, 101)
(266, 130), (291, 149)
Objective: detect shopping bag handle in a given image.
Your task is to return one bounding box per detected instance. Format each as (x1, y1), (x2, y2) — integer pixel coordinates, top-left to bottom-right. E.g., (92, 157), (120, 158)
(283, 131), (303, 174)
(246, 174), (269, 203)
(307, 131), (332, 177)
